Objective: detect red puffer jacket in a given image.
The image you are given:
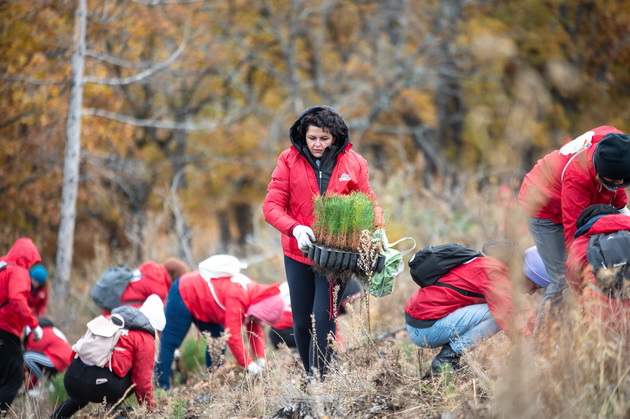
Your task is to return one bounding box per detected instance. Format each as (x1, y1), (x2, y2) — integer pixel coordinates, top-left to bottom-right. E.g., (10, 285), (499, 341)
(0, 238), (41, 337)
(263, 143), (383, 264)
(566, 214), (630, 322)
(518, 126), (627, 247)
(120, 261), (171, 307)
(25, 325), (73, 372)
(405, 256), (534, 338)
(178, 272), (281, 367)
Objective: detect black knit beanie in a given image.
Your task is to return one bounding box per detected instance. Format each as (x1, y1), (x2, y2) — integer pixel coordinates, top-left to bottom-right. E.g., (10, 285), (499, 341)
(593, 133), (630, 180)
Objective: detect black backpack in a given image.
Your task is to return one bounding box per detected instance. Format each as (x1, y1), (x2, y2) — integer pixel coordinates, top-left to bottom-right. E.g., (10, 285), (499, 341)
(586, 230), (630, 296)
(408, 243), (484, 298)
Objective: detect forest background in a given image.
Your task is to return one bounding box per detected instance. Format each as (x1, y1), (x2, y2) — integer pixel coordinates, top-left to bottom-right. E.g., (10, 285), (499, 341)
(1, 1), (630, 417)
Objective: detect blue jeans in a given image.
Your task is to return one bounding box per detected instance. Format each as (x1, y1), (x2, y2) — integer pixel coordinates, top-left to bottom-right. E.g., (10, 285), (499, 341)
(527, 216), (568, 334)
(405, 304), (500, 354)
(154, 278), (224, 390)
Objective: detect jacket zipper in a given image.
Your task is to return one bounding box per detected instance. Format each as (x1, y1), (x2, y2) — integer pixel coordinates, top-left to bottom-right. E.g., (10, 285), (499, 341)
(319, 170), (323, 193)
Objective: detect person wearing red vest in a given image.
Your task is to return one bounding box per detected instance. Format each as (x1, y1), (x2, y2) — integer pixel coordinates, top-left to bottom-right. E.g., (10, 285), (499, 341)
(566, 204), (630, 324)
(518, 127), (630, 334)
(405, 241), (546, 378)
(155, 255), (285, 389)
(0, 238), (43, 412)
(262, 106), (385, 379)
(27, 265), (49, 317)
(52, 295), (165, 418)
(23, 318), (72, 391)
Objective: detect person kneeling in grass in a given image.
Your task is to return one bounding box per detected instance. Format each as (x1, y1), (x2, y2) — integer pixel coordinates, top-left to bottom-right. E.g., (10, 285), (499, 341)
(565, 204), (630, 326)
(405, 241), (549, 378)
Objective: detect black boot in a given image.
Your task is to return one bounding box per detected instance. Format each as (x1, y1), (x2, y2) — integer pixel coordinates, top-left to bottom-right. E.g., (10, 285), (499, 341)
(422, 344), (461, 379)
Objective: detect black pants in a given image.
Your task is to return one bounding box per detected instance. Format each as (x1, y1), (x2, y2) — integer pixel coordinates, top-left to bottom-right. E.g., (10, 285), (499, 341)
(0, 329), (23, 413)
(269, 326), (296, 349)
(51, 359), (133, 418)
(284, 256), (346, 377)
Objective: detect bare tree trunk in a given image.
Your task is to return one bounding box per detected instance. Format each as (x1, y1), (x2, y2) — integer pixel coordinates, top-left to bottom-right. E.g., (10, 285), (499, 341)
(54, 0), (86, 303)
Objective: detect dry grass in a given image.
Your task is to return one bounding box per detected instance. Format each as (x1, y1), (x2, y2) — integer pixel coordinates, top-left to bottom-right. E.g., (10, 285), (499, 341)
(7, 179), (630, 418)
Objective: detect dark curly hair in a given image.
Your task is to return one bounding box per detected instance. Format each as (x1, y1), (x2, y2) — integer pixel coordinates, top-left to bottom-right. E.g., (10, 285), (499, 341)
(575, 204), (618, 229)
(290, 106), (349, 146)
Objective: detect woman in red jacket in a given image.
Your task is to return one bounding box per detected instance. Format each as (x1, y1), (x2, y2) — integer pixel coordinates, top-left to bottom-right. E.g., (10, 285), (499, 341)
(155, 255), (285, 389)
(405, 242), (544, 378)
(518, 127), (630, 333)
(23, 318), (72, 392)
(262, 106), (384, 379)
(566, 204), (630, 324)
(51, 295), (165, 418)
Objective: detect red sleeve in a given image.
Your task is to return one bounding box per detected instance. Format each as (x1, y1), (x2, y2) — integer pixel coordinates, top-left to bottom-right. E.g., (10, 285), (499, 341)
(7, 269), (38, 330)
(247, 320), (266, 360)
(566, 237), (590, 295)
(223, 297), (251, 367)
(478, 262), (534, 338)
(560, 175), (594, 248)
(262, 152), (300, 236)
(614, 188), (628, 209)
(131, 332), (156, 408)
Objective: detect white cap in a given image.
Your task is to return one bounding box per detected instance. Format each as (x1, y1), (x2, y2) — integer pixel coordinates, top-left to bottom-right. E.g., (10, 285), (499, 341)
(199, 254), (247, 280)
(139, 294), (166, 332)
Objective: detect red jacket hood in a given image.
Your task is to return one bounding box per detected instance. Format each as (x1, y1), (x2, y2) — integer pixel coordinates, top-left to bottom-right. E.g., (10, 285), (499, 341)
(584, 214), (630, 236)
(3, 238), (41, 270)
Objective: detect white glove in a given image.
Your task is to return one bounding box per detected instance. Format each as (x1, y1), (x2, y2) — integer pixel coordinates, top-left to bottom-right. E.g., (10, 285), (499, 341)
(292, 225), (316, 253)
(255, 358), (266, 368)
(373, 229), (389, 252)
(618, 206), (630, 216)
(32, 326), (43, 341)
(247, 361), (261, 375)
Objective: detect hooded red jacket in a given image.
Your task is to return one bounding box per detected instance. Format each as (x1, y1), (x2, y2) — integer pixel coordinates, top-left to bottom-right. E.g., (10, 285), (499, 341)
(0, 238), (41, 337)
(25, 325), (72, 372)
(120, 261), (171, 308)
(518, 126), (627, 247)
(405, 256), (534, 338)
(566, 213), (630, 321)
(263, 143), (383, 264)
(178, 272), (281, 367)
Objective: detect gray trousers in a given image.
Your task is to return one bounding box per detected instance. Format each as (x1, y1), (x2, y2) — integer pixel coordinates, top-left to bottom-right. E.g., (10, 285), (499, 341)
(526, 216), (568, 335)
